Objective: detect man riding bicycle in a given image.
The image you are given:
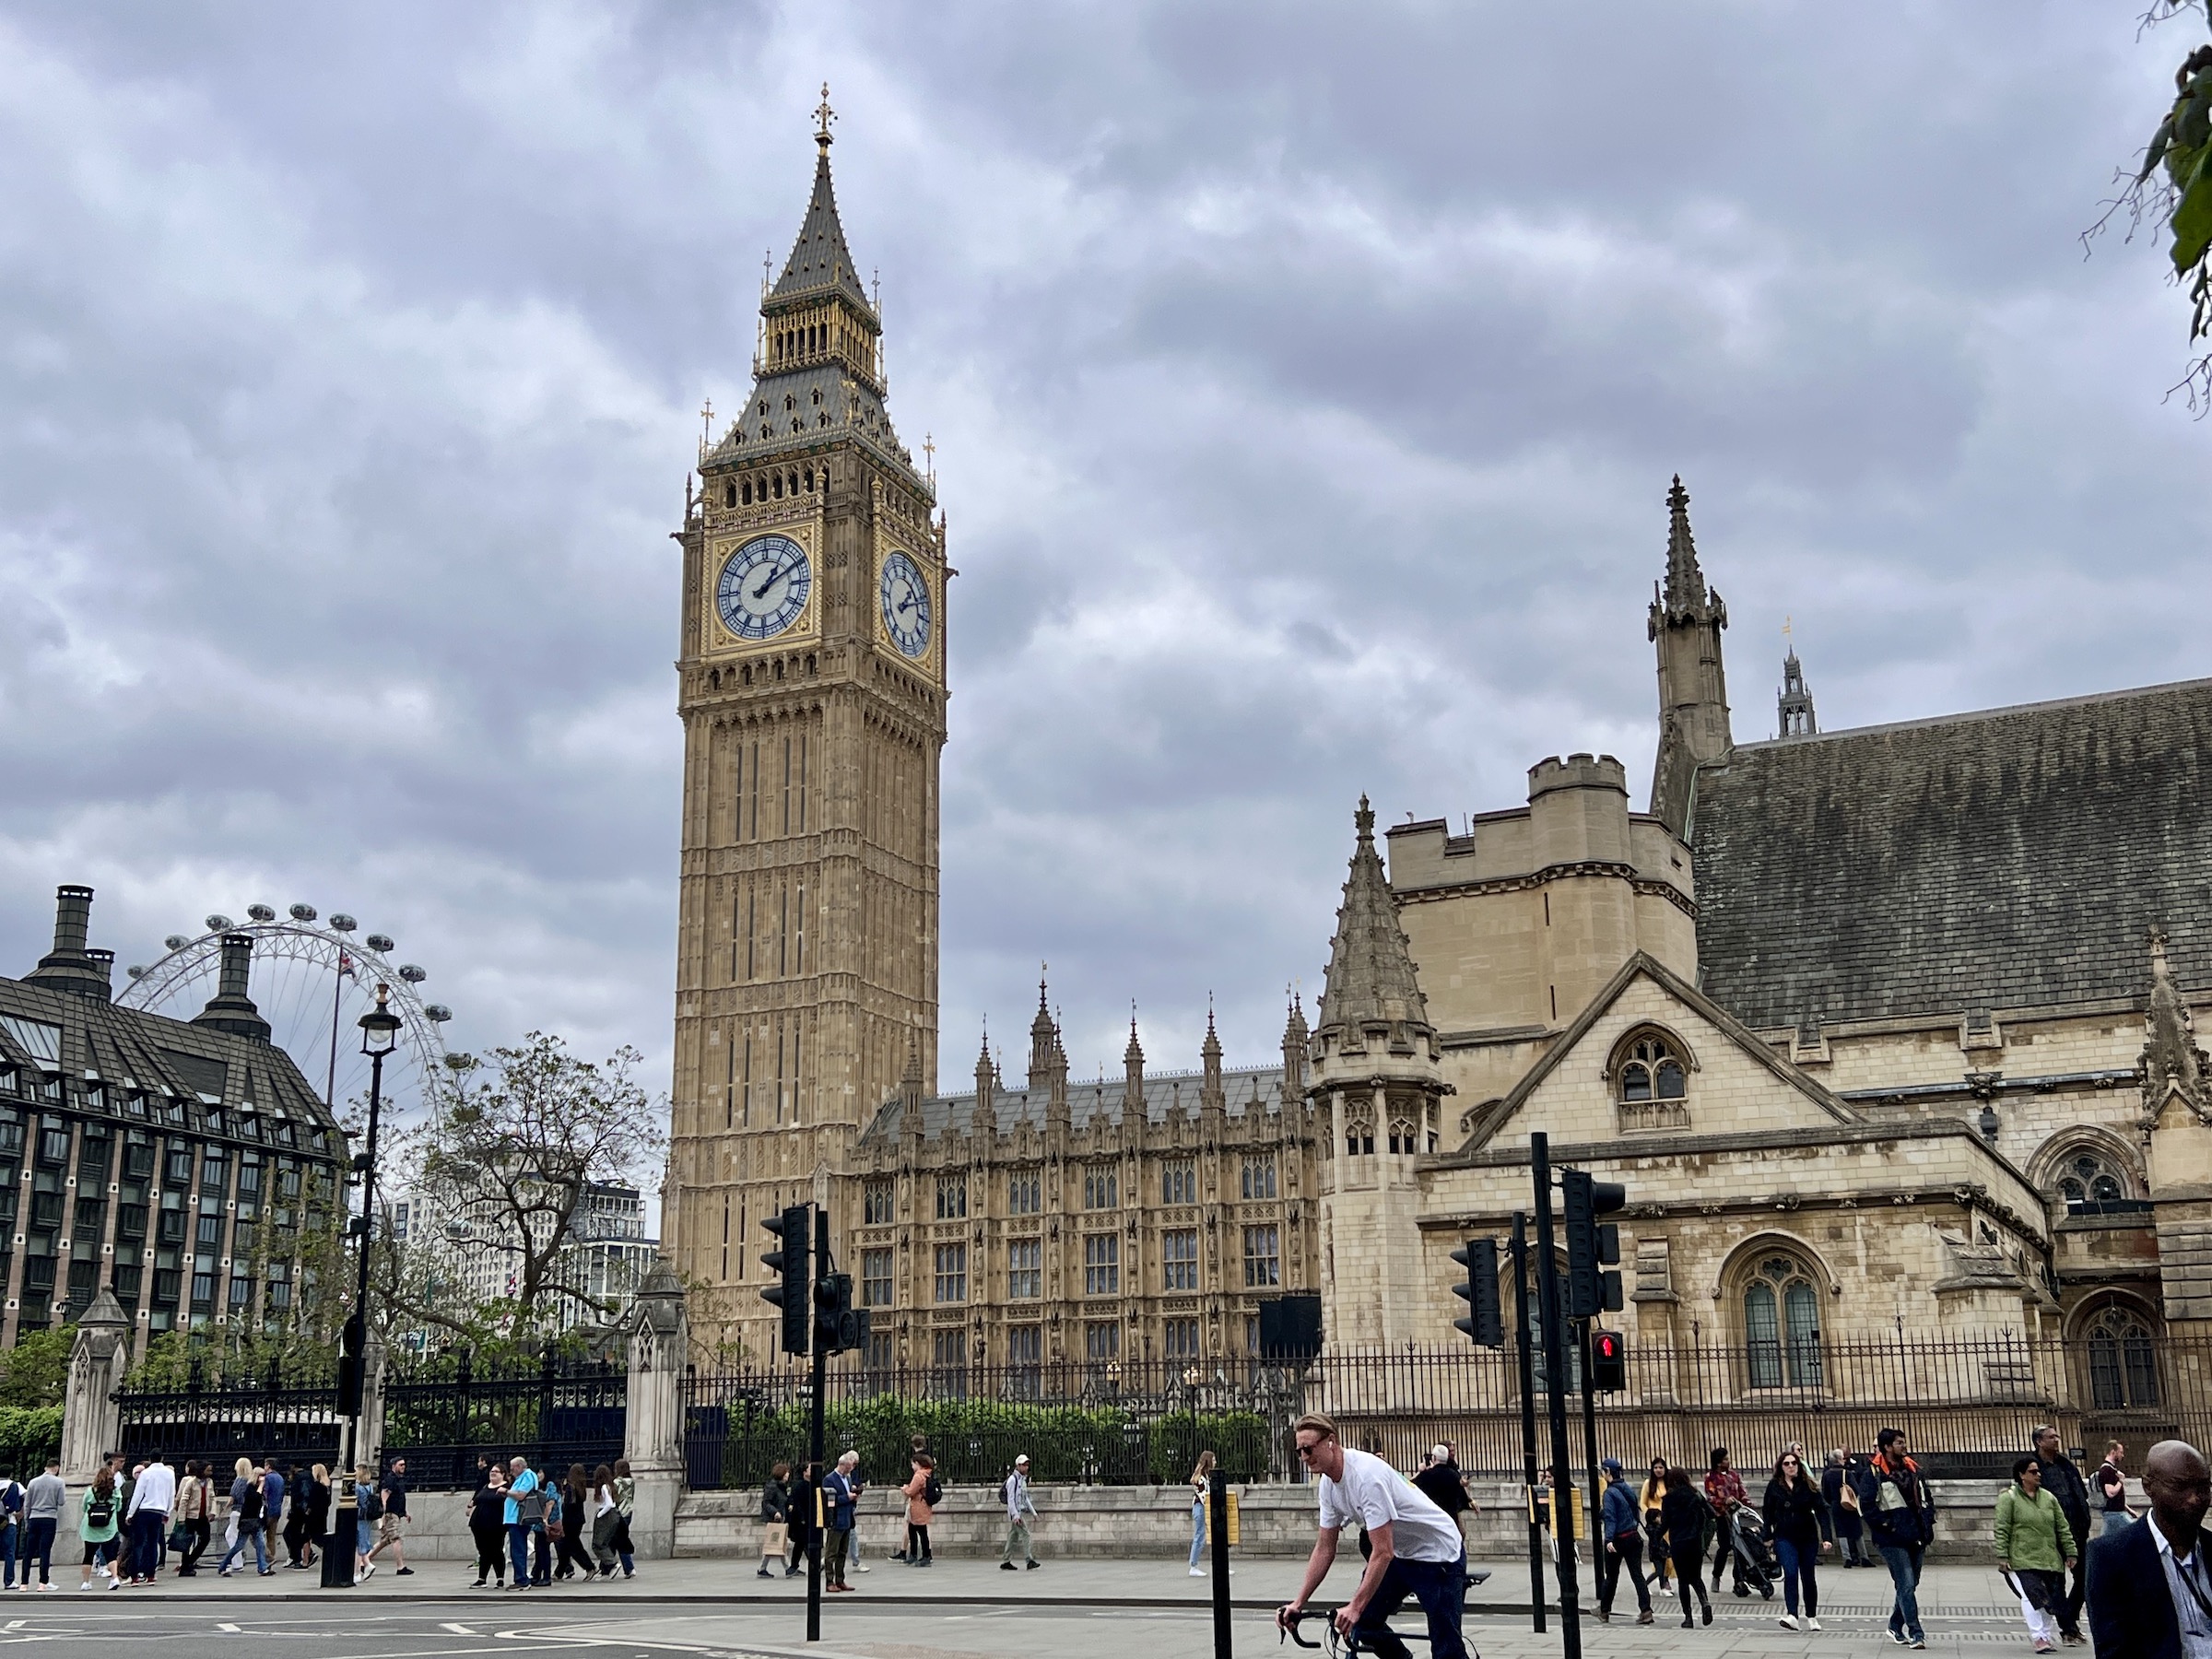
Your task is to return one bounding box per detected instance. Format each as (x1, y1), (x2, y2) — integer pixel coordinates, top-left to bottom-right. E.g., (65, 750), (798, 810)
(1277, 1413), (1472, 1659)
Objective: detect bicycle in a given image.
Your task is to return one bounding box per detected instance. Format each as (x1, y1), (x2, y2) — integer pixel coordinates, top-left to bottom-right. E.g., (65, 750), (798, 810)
(1279, 1604), (1362, 1659)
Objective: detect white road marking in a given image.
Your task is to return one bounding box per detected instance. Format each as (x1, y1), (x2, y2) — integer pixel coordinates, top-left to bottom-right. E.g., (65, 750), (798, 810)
(216, 1624), (241, 1633)
(441, 1625), (478, 1636)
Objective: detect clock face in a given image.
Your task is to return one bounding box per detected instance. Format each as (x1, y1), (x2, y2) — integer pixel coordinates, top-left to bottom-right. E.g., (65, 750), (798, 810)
(715, 535), (812, 641)
(879, 549), (932, 659)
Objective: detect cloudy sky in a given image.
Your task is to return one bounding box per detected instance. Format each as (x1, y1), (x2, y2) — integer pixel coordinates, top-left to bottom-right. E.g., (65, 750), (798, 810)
(2, 2), (2205, 1105)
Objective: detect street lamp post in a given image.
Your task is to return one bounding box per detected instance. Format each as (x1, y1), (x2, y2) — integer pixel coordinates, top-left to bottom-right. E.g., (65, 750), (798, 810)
(323, 982), (401, 1590)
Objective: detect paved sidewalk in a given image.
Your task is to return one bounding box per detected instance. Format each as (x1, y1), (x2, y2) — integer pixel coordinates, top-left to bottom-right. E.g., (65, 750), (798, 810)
(10, 1552), (2035, 1614)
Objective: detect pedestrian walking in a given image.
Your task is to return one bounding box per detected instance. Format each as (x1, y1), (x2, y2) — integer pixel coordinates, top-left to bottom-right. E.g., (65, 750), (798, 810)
(1412, 1444), (1477, 1556)
(1639, 1457), (1674, 1596)
(758, 1462), (790, 1578)
(217, 1457), (268, 1577)
(588, 1465), (620, 1578)
(256, 1458), (284, 1575)
(466, 1464), (507, 1588)
(76, 1469), (121, 1593)
(1187, 1450), (1216, 1575)
(1761, 1449), (1830, 1631)
(610, 1458), (637, 1580)
(846, 1455), (869, 1573)
(0, 1466), (21, 1591)
(366, 1456), (411, 1576)
(2032, 1425), (2093, 1646)
(502, 1456), (545, 1592)
(901, 1453), (936, 1567)
(352, 1465), (381, 1583)
(19, 1460), (61, 1594)
(303, 1465), (329, 1568)
(1854, 1426), (1935, 1650)
(1660, 1467), (1712, 1629)
(2086, 1437), (2212, 1655)
(1997, 1453), (2077, 1654)
(1703, 1447), (1747, 1596)
(1821, 1447), (1870, 1566)
(281, 1464), (310, 1568)
(123, 1450), (173, 1585)
(1000, 1453), (1040, 1570)
(787, 1461), (819, 1580)
(823, 1453), (858, 1592)
(173, 1462), (212, 1576)
(550, 1464), (595, 1580)
(1277, 1412), (1470, 1659)
(1595, 1458), (1653, 1625)
(2093, 1440), (2135, 1536)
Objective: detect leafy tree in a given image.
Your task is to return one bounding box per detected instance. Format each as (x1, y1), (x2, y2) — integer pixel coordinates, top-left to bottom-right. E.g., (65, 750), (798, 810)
(2093, 4), (2212, 403)
(0, 1326), (72, 1409)
(381, 1033), (664, 1338)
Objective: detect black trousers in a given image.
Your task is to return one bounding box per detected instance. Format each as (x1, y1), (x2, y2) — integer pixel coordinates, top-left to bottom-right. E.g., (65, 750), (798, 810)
(1599, 1533), (1651, 1615)
(1671, 1539), (1710, 1621)
(2058, 1537), (2088, 1638)
(1712, 1518), (1745, 1589)
(471, 1524), (506, 1581)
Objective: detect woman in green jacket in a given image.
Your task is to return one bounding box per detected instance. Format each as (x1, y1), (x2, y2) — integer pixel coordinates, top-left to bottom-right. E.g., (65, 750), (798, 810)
(1994, 1455), (2077, 1654)
(77, 1469), (120, 1592)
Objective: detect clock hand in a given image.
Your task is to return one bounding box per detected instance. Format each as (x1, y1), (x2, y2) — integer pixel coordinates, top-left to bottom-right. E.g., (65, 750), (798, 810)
(750, 563), (783, 602)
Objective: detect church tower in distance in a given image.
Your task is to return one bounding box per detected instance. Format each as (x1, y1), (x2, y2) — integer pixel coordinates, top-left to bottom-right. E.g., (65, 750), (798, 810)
(665, 92), (947, 1361)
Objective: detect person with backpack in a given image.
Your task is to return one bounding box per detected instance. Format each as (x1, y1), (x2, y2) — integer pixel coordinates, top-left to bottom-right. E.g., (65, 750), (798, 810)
(76, 1468), (122, 1592)
(1596, 1458), (1653, 1625)
(0, 1466), (22, 1591)
(1000, 1453), (1040, 1571)
(757, 1462), (790, 1578)
(218, 1457), (268, 1577)
(900, 1453), (938, 1567)
(502, 1456), (543, 1592)
(1854, 1427), (1936, 1650)
(610, 1458), (637, 1580)
(352, 1464), (382, 1583)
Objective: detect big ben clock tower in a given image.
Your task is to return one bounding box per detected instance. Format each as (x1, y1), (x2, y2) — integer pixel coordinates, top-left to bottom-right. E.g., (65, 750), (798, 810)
(665, 91), (946, 1360)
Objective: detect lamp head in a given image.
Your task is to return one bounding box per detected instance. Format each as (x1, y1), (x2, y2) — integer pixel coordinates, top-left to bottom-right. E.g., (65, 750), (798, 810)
(359, 982), (403, 1058)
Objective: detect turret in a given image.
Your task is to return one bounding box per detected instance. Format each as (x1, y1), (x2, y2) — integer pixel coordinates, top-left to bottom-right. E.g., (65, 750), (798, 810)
(23, 885), (114, 1002)
(192, 934), (271, 1042)
(1647, 476), (1732, 835)
(1777, 639), (1818, 738)
(1124, 1014), (1146, 1118)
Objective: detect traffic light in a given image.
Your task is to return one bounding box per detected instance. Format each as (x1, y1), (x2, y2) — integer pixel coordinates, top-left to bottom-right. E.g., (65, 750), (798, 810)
(1589, 1328), (1627, 1393)
(815, 1270), (854, 1354)
(760, 1204), (811, 1355)
(1450, 1238), (1503, 1347)
(1561, 1167), (1627, 1321)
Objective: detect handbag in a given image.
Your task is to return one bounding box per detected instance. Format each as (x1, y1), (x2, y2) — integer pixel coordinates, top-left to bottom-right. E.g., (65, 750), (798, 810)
(168, 1518), (191, 1550)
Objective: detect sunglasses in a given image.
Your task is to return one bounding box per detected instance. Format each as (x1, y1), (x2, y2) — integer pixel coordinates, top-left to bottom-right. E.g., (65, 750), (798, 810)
(1295, 1442), (1324, 1460)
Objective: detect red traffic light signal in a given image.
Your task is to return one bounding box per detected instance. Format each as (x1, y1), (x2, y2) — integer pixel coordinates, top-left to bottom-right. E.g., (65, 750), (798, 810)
(1590, 1328), (1627, 1393)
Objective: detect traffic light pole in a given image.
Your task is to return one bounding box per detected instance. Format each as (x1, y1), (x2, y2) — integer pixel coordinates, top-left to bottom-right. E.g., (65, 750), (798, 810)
(1530, 1133), (1582, 1657)
(807, 1206), (829, 1644)
(1579, 1318), (1603, 1613)
(1510, 1213), (1545, 1635)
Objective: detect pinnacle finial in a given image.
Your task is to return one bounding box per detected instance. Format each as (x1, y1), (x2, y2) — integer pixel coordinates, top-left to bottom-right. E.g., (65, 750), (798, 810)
(1355, 794), (1374, 841)
(1662, 473), (1708, 615)
(814, 83), (836, 153)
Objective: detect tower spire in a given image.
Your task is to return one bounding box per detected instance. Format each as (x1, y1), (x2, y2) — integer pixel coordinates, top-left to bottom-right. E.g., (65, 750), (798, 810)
(1778, 618), (1818, 739)
(1315, 795), (1431, 1035)
(1660, 474), (1708, 617)
(1646, 475), (1733, 834)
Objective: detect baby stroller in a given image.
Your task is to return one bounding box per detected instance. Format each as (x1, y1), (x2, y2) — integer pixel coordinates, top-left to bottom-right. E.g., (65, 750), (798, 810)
(1725, 1504), (1778, 1600)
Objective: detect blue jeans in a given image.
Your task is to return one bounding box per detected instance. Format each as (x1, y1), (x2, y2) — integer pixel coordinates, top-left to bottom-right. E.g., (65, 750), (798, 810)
(1349, 1551), (1470, 1659)
(508, 1523), (535, 1585)
(1774, 1535), (1818, 1618)
(1190, 1500), (1206, 1568)
(1877, 1542), (1924, 1641)
(129, 1511), (167, 1580)
(2101, 1511), (2131, 1537)
(218, 1521), (266, 1575)
(0, 1520), (15, 1588)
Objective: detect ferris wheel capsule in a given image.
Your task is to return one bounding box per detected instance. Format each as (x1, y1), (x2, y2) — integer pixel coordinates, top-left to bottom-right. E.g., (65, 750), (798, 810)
(329, 914), (357, 932)
(205, 915), (233, 933)
(398, 965), (426, 983)
(246, 904), (276, 923)
(288, 903), (318, 922)
(164, 935), (190, 951)
(366, 934), (395, 953)
(425, 1005), (453, 1023)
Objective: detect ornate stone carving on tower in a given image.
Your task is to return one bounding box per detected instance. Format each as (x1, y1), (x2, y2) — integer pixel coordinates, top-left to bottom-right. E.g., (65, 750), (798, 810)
(2142, 925), (2212, 1333)
(1309, 796), (1452, 1353)
(1776, 636), (1817, 739)
(1648, 477), (1732, 834)
(665, 92), (947, 1360)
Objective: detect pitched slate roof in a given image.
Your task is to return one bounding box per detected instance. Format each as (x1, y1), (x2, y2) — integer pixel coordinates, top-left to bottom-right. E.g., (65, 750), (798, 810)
(1690, 677), (2212, 1030)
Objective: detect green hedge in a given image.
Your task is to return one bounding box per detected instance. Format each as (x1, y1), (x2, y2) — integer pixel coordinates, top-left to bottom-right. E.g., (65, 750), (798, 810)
(0, 1406), (63, 1481)
(694, 1394), (1270, 1491)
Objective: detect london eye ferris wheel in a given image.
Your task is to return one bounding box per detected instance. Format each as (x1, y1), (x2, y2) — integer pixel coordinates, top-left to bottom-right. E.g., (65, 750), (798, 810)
(115, 901), (456, 1130)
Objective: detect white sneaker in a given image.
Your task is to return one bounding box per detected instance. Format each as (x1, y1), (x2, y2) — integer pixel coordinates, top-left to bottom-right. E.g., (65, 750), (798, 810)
(1806, 1618), (1822, 1630)
(1778, 1614), (1798, 1630)
(107, 1578), (123, 1593)
(1190, 1567), (1206, 1576)
(77, 1583), (89, 1593)
(857, 1564), (870, 1573)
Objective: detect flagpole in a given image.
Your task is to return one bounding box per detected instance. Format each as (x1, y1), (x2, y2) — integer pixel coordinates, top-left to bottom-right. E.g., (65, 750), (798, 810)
(326, 954), (350, 1109)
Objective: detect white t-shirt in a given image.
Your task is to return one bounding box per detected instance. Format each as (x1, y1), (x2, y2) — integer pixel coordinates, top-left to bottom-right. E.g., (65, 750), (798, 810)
(1317, 1446), (1465, 1564)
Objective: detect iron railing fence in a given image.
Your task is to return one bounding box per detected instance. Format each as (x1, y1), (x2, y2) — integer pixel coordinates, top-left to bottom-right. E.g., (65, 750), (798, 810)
(682, 1332), (2203, 1489)
(380, 1349), (627, 1490)
(113, 1360), (341, 1469)
(679, 1359), (1293, 1492)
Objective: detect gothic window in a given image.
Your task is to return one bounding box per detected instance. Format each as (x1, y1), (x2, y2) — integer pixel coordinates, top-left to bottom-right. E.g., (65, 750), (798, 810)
(1343, 1101), (1375, 1158)
(1242, 1225), (1280, 1288)
(1006, 1239), (1041, 1300)
(1006, 1171), (1040, 1215)
(1744, 1253), (1823, 1389)
(863, 1182), (893, 1225)
(1083, 1165), (1118, 1209)
(861, 1248), (893, 1308)
(1162, 1229), (1199, 1291)
(2086, 1305), (2160, 1408)
(935, 1174), (967, 1220)
(932, 1242), (967, 1303)
(1241, 1155), (1277, 1200)
(1006, 1324), (1041, 1367)
(1085, 1322), (1120, 1361)
(1617, 1034), (1688, 1103)
(1083, 1233), (1120, 1295)
(1164, 1316), (1200, 1359)
(1162, 1159), (1195, 1205)
(1387, 1111), (1418, 1155)
(783, 394), (796, 412)
(724, 481), (736, 508)
(2057, 1150), (2130, 1213)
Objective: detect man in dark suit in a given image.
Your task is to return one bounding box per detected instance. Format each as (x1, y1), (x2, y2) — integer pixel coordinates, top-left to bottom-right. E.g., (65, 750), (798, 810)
(2087, 1439), (2212, 1658)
